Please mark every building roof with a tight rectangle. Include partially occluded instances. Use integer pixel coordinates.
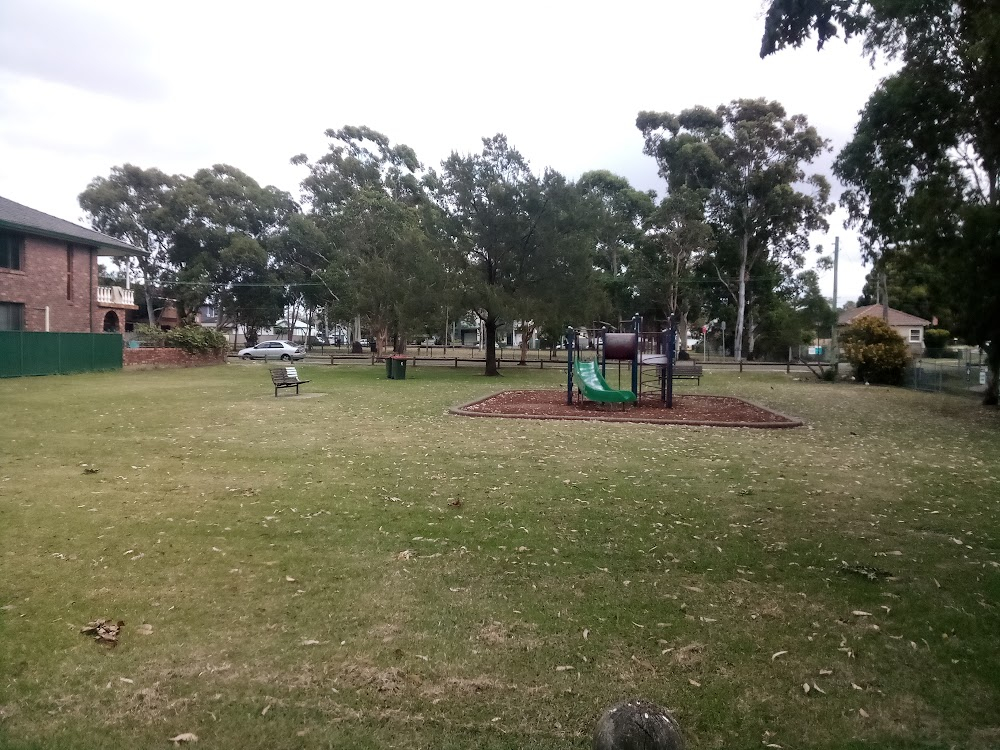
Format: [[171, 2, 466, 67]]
[[838, 304, 932, 327], [0, 194, 144, 257]]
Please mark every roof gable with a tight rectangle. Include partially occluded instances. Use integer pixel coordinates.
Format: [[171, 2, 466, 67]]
[[0, 194, 143, 256], [838, 305, 932, 327]]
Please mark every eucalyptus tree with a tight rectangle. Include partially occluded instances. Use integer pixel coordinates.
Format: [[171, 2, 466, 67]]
[[79, 164, 182, 326], [437, 135, 601, 376], [631, 187, 713, 344], [578, 170, 654, 324], [167, 164, 298, 329], [292, 126, 452, 353], [637, 100, 832, 360], [761, 0, 1000, 403]]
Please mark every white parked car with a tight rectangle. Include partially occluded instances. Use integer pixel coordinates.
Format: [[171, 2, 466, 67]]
[[238, 341, 305, 361]]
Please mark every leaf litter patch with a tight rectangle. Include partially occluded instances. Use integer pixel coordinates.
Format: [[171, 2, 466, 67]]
[[453, 390, 802, 428]]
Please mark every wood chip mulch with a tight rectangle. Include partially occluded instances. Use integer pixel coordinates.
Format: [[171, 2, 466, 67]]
[[452, 390, 801, 428]]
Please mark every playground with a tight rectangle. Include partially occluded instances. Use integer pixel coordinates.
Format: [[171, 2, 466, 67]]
[[1, 364, 999, 749], [455, 319, 802, 427]]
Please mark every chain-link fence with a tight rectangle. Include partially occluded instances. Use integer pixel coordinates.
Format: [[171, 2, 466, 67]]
[[903, 359, 988, 398]]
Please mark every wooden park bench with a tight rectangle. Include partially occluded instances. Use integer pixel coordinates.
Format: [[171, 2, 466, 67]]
[[671, 362, 703, 384], [270, 366, 310, 397]]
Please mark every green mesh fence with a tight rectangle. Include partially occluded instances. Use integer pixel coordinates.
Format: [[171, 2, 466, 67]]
[[0, 331, 123, 378]]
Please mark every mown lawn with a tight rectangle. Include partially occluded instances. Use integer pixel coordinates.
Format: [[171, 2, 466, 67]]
[[1, 363, 998, 749]]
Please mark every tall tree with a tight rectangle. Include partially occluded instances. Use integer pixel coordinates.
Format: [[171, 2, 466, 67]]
[[578, 170, 655, 324], [761, 0, 1000, 403], [631, 187, 713, 344], [293, 127, 452, 354], [79, 164, 181, 326], [637, 100, 832, 360], [168, 164, 298, 327], [437, 135, 599, 376]]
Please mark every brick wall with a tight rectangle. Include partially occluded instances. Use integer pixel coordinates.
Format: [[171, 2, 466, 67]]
[[124, 348, 226, 368], [0, 235, 99, 332]]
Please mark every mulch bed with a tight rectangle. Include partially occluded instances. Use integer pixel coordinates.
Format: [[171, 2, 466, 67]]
[[452, 390, 802, 428]]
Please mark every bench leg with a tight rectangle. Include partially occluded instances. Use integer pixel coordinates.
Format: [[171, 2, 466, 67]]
[[274, 386, 278, 398]]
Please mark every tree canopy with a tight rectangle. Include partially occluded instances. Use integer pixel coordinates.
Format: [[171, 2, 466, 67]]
[[761, 0, 1000, 403]]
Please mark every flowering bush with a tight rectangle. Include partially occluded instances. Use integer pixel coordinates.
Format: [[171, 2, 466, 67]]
[[841, 316, 909, 385]]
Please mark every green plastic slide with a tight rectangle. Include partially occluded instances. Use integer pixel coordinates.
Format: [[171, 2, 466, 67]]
[[573, 360, 637, 404]]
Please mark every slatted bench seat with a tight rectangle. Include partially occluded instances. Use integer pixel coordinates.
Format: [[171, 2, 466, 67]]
[[270, 366, 310, 397]]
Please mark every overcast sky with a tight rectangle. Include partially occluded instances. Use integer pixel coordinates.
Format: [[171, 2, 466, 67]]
[[0, 0, 892, 303]]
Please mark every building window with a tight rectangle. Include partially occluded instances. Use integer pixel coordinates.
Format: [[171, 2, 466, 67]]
[[910, 328, 921, 342], [67, 245, 74, 300], [0, 230, 23, 270], [0, 302, 25, 330]]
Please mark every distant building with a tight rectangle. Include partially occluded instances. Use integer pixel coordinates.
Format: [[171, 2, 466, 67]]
[[838, 304, 932, 355], [1, 195, 143, 334]]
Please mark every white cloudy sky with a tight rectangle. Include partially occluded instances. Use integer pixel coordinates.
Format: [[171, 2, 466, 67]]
[[0, 0, 892, 302]]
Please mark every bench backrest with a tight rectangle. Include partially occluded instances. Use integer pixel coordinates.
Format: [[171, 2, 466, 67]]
[[271, 366, 299, 383]]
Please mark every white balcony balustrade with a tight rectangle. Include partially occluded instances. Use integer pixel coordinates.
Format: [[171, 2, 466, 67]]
[[97, 285, 135, 307]]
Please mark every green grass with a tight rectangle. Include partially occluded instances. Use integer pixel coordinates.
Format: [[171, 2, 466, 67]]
[[1, 363, 999, 749]]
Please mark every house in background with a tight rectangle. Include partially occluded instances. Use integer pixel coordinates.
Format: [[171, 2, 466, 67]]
[[0, 195, 143, 334], [838, 304, 932, 355]]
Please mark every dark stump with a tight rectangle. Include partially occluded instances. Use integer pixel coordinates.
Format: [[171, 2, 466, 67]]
[[593, 699, 685, 750]]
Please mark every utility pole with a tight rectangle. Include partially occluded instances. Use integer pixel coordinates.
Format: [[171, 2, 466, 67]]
[[880, 269, 890, 323], [831, 237, 839, 377]]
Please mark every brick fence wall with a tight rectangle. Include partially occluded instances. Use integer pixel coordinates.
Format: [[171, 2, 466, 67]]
[[124, 348, 225, 368]]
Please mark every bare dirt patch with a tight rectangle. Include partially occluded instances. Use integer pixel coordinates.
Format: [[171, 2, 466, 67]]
[[453, 390, 801, 427]]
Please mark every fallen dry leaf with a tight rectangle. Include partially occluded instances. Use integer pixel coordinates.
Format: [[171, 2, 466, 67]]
[[582, 628, 589, 640], [555, 665, 574, 672], [300, 639, 321, 646], [771, 650, 788, 661], [852, 610, 873, 617], [169, 733, 198, 744], [688, 679, 701, 687], [285, 576, 297, 583], [136, 623, 153, 636], [802, 682, 810, 694], [859, 708, 870, 718]]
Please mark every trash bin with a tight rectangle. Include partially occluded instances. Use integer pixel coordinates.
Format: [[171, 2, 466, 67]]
[[391, 355, 407, 380], [385, 357, 394, 379]]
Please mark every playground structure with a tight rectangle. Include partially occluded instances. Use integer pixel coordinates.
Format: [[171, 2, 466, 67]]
[[567, 314, 682, 408]]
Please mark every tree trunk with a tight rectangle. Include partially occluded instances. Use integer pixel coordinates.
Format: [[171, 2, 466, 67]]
[[678, 306, 689, 351], [140, 261, 156, 328], [518, 324, 535, 366], [746, 301, 757, 360], [485, 316, 499, 376], [733, 234, 749, 361], [984, 344, 1000, 406]]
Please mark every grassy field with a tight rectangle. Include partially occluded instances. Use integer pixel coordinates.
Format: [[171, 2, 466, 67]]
[[1, 363, 999, 749]]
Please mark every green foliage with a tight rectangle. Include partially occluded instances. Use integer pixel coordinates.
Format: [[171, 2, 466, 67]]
[[924, 328, 951, 350], [293, 127, 453, 355], [78, 164, 181, 327], [637, 99, 832, 360], [164, 325, 228, 355], [438, 135, 603, 374], [132, 323, 166, 347], [761, 0, 1000, 404], [841, 316, 909, 385]]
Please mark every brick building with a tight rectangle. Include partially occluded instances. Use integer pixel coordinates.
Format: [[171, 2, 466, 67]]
[[0, 195, 142, 334]]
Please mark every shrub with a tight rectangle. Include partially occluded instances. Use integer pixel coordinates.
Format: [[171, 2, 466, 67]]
[[924, 328, 951, 350], [164, 325, 228, 355], [132, 323, 167, 347], [841, 317, 910, 385]]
